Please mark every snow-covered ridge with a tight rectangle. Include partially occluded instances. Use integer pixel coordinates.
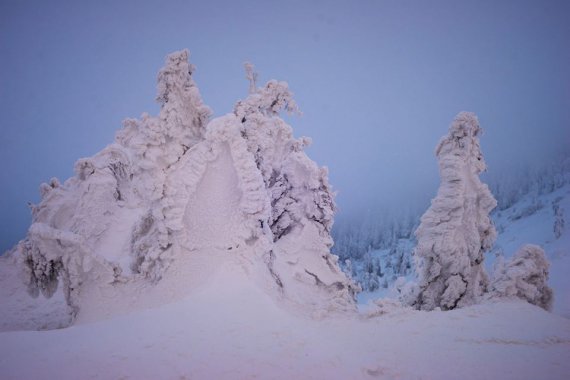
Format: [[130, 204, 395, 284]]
[[3, 50, 357, 329]]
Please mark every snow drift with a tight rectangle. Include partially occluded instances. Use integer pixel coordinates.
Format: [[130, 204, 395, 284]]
[[5, 50, 356, 328]]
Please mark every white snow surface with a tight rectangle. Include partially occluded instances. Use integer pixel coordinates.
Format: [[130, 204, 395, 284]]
[[1, 264, 569, 379], [2, 50, 356, 328]]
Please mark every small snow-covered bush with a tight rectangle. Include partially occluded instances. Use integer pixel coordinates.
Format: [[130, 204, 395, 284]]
[[490, 244, 553, 311]]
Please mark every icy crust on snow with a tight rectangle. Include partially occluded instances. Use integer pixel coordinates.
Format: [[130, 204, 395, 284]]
[[410, 112, 498, 310], [6, 50, 356, 329]]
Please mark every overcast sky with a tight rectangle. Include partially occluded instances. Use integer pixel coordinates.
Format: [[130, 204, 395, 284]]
[[1, 0, 569, 253]]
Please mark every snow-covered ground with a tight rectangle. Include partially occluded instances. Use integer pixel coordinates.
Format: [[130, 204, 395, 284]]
[[1, 250, 569, 380]]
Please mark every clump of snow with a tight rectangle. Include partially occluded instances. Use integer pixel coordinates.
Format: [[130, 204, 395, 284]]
[[409, 112, 497, 311], [490, 244, 554, 311]]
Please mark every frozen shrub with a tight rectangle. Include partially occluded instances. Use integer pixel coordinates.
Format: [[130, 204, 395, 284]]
[[490, 244, 553, 311]]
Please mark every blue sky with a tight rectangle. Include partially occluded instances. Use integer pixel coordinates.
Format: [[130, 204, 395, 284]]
[[1, 0, 569, 252]]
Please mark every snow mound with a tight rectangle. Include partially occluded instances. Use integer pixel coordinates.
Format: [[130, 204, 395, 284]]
[[1, 51, 356, 330]]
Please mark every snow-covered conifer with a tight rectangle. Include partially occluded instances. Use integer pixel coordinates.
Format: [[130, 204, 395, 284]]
[[231, 63, 356, 312], [411, 112, 497, 311], [116, 50, 212, 280], [490, 244, 553, 311], [233, 64, 335, 243]]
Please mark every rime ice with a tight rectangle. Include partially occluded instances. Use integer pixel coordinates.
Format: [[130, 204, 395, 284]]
[[410, 112, 497, 310]]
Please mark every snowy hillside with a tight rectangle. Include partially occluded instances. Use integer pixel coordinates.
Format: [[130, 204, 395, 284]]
[[1, 51, 569, 379], [490, 181, 570, 317], [346, 163, 570, 313]]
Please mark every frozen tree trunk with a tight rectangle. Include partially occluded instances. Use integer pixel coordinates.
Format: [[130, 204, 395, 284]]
[[411, 112, 497, 311]]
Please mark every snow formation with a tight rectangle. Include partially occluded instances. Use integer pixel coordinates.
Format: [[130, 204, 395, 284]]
[[490, 244, 554, 311], [8, 50, 356, 327], [409, 112, 498, 310]]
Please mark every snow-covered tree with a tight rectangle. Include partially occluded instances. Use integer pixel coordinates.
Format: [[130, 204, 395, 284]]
[[410, 112, 497, 311], [231, 63, 356, 312], [490, 244, 553, 311], [234, 64, 335, 244], [19, 145, 133, 316], [115, 50, 212, 280], [15, 51, 357, 323]]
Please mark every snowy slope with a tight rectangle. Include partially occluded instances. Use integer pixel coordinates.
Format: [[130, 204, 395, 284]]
[[354, 177, 570, 314], [490, 182, 570, 317], [1, 259, 569, 380], [0, 50, 356, 330]]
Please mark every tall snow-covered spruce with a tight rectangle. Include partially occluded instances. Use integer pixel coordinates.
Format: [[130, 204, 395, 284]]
[[13, 50, 356, 326], [409, 112, 497, 311]]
